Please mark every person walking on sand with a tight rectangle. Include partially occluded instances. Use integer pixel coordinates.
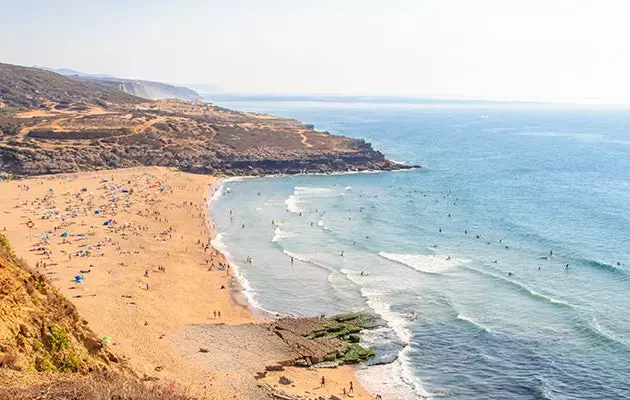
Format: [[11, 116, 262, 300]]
[[349, 381, 354, 393], [321, 376, 325, 387]]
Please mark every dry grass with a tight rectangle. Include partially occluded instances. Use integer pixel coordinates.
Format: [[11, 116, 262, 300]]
[[0, 374, 196, 400]]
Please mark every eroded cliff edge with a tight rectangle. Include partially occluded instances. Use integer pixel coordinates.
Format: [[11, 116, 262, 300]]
[[0, 62, 413, 178]]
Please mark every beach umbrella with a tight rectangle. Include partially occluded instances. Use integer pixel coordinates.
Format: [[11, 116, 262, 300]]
[[60, 232, 68, 237], [102, 336, 112, 344]]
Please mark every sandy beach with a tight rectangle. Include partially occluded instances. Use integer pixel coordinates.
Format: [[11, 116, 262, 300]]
[[0, 167, 372, 400]]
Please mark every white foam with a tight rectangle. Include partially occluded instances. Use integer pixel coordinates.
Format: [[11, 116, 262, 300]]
[[353, 285, 430, 399], [271, 226, 296, 242], [210, 181, 224, 202], [211, 232, 282, 316], [360, 287, 412, 344], [457, 314, 494, 333], [356, 356, 430, 400], [293, 186, 336, 196], [284, 194, 303, 213], [379, 252, 465, 274]]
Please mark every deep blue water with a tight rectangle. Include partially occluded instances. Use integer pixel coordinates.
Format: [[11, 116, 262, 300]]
[[209, 98, 630, 400]]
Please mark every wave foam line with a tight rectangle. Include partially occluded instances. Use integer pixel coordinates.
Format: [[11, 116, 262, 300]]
[[272, 225, 296, 242], [379, 251, 466, 274], [355, 286, 430, 398], [463, 265, 573, 308], [210, 232, 283, 317]]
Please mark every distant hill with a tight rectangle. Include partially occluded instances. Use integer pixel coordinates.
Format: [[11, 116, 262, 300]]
[[32, 66, 116, 79], [33, 66, 202, 102], [75, 76, 202, 102], [0, 63, 144, 109]]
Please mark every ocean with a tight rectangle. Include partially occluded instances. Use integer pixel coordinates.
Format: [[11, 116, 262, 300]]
[[208, 96, 630, 399]]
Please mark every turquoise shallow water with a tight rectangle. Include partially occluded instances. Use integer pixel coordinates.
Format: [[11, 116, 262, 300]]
[[209, 97, 630, 399]]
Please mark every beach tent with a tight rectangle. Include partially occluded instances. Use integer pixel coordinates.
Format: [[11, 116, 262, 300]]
[[94, 210, 101, 214], [60, 232, 68, 237]]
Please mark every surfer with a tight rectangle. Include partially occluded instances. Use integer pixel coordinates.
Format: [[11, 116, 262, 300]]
[[340, 250, 344, 257], [549, 249, 553, 256], [565, 264, 570, 270], [360, 271, 365, 276], [507, 272, 513, 276]]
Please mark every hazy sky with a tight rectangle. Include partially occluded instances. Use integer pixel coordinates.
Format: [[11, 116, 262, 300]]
[[3, 0, 630, 102]]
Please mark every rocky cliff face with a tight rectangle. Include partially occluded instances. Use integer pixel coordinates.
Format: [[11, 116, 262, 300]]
[[75, 77, 202, 102], [0, 62, 413, 178]]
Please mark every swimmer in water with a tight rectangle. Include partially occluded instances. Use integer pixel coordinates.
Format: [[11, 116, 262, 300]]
[[507, 272, 513, 276], [340, 250, 344, 257]]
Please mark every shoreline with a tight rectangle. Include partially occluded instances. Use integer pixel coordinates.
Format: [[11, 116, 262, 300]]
[[0, 167, 375, 399]]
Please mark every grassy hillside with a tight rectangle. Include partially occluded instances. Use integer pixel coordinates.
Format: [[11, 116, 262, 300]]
[[0, 63, 145, 109], [0, 233, 116, 373], [0, 233, 194, 399]]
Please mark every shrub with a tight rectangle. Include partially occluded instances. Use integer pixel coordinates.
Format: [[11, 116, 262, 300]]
[[0, 349, 20, 370], [50, 325, 70, 351]]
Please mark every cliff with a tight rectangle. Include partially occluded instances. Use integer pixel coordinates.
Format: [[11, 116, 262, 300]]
[[0, 62, 413, 178], [75, 77, 202, 102]]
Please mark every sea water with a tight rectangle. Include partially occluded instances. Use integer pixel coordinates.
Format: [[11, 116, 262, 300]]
[[209, 97, 630, 399]]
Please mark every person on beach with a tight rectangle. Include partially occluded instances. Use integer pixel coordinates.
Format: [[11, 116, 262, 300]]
[[349, 381, 354, 393], [321, 376, 325, 387]]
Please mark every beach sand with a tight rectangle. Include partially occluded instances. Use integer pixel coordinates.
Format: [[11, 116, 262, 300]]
[[0, 167, 372, 399]]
